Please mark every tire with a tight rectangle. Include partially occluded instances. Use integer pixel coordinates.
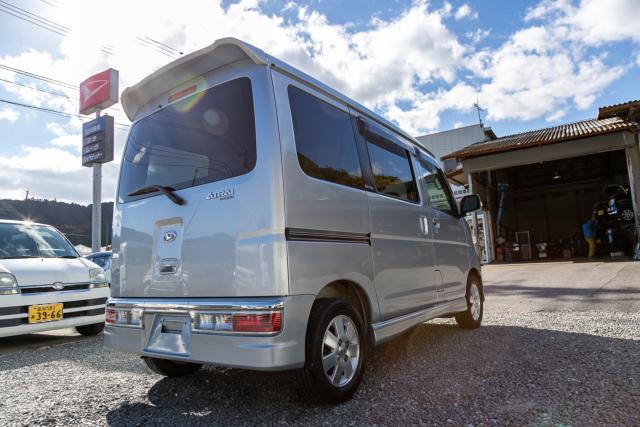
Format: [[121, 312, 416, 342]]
[[75, 322, 104, 336], [143, 357, 203, 377], [297, 298, 367, 404], [455, 275, 483, 330], [620, 208, 634, 222]]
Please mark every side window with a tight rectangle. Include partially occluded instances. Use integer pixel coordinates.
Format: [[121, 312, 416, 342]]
[[367, 139, 419, 203], [417, 160, 457, 215], [288, 86, 364, 189]]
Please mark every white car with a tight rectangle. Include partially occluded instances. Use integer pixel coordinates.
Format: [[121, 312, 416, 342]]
[[0, 220, 110, 338]]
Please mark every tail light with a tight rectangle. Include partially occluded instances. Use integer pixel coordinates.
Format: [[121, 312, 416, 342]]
[[191, 310, 282, 334], [105, 306, 143, 328]]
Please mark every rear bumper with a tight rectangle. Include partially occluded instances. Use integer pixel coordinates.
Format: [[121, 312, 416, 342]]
[[103, 295, 315, 371]]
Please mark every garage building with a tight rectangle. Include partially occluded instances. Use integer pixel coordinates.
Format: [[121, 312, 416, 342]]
[[441, 100, 640, 262]]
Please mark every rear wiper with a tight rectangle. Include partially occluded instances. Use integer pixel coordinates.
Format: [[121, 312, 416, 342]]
[[127, 185, 185, 205]]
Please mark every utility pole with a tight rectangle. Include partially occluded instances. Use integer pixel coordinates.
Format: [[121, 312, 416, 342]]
[[91, 111, 102, 253]]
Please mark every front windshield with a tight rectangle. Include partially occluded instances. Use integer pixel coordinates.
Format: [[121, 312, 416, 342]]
[[0, 223, 78, 259]]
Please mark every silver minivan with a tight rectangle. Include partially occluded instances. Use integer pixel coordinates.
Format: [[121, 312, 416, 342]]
[[105, 38, 484, 404]]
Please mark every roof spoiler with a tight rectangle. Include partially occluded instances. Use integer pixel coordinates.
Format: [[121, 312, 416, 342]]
[[121, 38, 268, 121]]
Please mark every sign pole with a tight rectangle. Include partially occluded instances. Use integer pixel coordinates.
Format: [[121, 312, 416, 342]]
[[91, 110, 102, 253], [79, 67, 118, 253]]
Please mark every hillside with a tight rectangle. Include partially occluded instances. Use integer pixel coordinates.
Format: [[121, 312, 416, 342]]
[[0, 199, 113, 247]]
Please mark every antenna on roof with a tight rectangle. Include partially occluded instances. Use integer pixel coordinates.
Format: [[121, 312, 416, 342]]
[[473, 97, 485, 126]]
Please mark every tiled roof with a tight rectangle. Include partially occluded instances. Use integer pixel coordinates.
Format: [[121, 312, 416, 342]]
[[442, 117, 637, 160], [597, 99, 640, 120]]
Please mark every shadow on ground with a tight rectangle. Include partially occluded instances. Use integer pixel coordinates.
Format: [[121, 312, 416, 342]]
[[105, 323, 640, 426]]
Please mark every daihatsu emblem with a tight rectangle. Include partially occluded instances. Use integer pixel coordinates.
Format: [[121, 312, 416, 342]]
[[164, 230, 177, 242], [52, 282, 65, 291]]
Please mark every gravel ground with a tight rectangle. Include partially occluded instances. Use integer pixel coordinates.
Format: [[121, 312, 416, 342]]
[[1, 309, 639, 426]]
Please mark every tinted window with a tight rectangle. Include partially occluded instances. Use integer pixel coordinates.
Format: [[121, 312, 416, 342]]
[[417, 160, 456, 215], [288, 86, 363, 189], [118, 78, 256, 203], [367, 141, 418, 202], [89, 256, 107, 267], [0, 223, 77, 259]]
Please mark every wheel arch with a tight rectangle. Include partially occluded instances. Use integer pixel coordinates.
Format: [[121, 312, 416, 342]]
[[468, 267, 484, 302], [315, 279, 372, 328]]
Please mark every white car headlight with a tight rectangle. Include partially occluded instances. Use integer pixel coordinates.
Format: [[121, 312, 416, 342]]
[[0, 272, 19, 295], [89, 268, 108, 288]]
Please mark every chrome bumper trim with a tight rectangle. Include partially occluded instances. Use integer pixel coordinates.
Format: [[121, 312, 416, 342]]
[[106, 297, 285, 312]]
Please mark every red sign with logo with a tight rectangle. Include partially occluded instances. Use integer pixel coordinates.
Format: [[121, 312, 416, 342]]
[[79, 68, 119, 115]]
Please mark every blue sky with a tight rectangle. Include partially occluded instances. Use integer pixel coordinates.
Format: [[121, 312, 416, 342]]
[[0, 0, 639, 203]]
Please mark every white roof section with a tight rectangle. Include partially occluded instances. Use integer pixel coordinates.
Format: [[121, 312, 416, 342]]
[[121, 37, 432, 158]]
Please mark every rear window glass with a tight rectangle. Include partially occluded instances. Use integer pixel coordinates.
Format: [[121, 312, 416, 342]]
[[367, 141, 418, 203], [288, 86, 363, 189], [118, 77, 256, 203]]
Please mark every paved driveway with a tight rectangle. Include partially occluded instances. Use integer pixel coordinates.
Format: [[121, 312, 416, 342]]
[[483, 259, 640, 313]]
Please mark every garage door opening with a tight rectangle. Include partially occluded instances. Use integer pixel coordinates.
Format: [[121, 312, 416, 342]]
[[495, 150, 634, 260]]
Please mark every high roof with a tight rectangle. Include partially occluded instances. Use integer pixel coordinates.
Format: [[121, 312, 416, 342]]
[[442, 117, 637, 160]]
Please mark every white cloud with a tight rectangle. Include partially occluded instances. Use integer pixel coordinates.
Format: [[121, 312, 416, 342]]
[[469, 13, 627, 122], [466, 28, 491, 44], [454, 4, 477, 21], [526, 0, 640, 45], [0, 107, 19, 123], [0, 0, 636, 203]]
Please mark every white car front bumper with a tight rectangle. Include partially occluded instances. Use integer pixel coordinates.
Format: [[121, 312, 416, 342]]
[[0, 285, 110, 338]]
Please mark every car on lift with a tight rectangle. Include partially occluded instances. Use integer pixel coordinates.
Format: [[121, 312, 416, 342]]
[[104, 38, 484, 404], [593, 184, 635, 253], [593, 184, 634, 225], [0, 220, 110, 338]]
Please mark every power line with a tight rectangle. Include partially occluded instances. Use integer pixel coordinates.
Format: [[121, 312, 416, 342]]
[[0, 77, 73, 99], [39, 0, 59, 8], [0, 0, 70, 31], [0, 63, 77, 89], [140, 36, 183, 55], [1, 1, 181, 59], [0, 4, 66, 36], [136, 37, 179, 59], [0, 1, 112, 55], [0, 98, 131, 130]]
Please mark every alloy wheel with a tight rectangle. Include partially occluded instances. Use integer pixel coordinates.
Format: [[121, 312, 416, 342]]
[[321, 314, 360, 387]]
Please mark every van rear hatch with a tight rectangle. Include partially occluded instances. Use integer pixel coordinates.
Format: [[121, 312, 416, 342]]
[[113, 76, 285, 298]]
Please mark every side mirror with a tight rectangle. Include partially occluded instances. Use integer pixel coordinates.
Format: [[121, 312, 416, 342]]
[[460, 194, 481, 215]]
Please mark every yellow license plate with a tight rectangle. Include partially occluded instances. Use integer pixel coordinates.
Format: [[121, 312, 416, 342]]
[[597, 210, 604, 216], [28, 303, 63, 324]]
